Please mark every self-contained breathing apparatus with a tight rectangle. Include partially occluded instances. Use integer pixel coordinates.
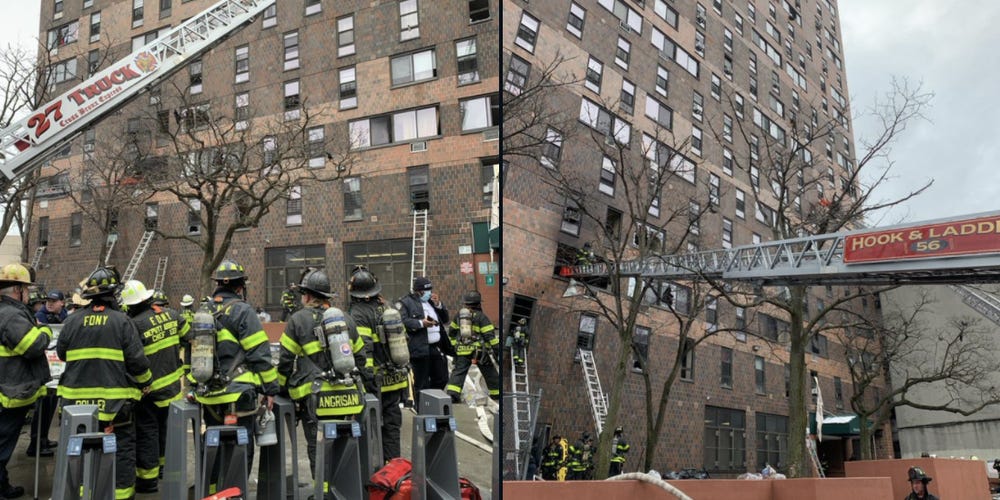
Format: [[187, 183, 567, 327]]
[[314, 306, 358, 388]]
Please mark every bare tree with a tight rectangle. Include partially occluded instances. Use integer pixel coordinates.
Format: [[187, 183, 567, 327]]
[[501, 51, 580, 162]]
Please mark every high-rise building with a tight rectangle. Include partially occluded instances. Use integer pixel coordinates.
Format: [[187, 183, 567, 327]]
[[502, 0, 891, 477], [30, 0, 501, 318]]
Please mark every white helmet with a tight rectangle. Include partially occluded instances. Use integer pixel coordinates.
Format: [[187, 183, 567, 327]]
[[180, 294, 195, 307], [120, 280, 155, 306]]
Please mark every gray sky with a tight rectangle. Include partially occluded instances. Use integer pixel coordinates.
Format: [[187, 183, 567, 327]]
[[0, 1, 997, 227]]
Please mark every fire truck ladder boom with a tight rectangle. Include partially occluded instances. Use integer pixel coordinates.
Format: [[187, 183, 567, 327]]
[[565, 212, 1000, 287], [950, 285, 1000, 328], [0, 0, 275, 181]]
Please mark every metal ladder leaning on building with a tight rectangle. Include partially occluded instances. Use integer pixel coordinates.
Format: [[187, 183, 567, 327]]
[[579, 349, 608, 435], [509, 342, 532, 478], [121, 230, 155, 282], [152, 256, 169, 290], [410, 209, 428, 284], [29, 246, 46, 269]]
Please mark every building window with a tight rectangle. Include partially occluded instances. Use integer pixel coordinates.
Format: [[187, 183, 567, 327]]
[[704, 406, 745, 472], [754, 356, 766, 393], [399, 0, 419, 40], [284, 79, 301, 120], [599, 0, 642, 32], [262, 4, 277, 28], [306, 126, 325, 168], [720, 347, 732, 388], [735, 189, 745, 219], [505, 54, 530, 95], [286, 185, 302, 226], [234, 92, 249, 131], [456, 38, 479, 85], [54, 0, 64, 16], [47, 58, 77, 90], [160, 0, 171, 18], [89, 11, 101, 42], [188, 58, 203, 94], [343, 240, 412, 303], [343, 177, 362, 221], [584, 56, 603, 93], [615, 37, 630, 70], [262, 136, 276, 166], [131, 27, 168, 53], [695, 31, 705, 57], [566, 2, 585, 38], [391, 49, 437, 86], [266, 245, 327, 307], [644, 96, 673, 130], [576, 314, 597, 356], [561, 201, 581, 236], [132, 0, 144, 28], [408, 165, 429, 211], [691, 127, 703, 156], [756, 413, 788, 471], [811, 334, 829, 358], [689, 200, 700, 235], [680, 338, 695, 381], [692, 91, 704, 122], [654, 0, 678, 28], [348, 106, 439, 149], [834, 377, 844, 409], [709, 173, 721, 207], [38, 217, 49, 247], [334, 16, 356, 57], [655, 65, 669, 97], [69, 212, 82, 247], [48, 21, 79, 49], [722, 218, 733, 249], [305, 0, 321, 16], [723, 148, 734, 176], [632, 326, 650, 372], [605, 207, 622, 240], [481, 159, 498, 206], [620, 80, 635, 115], [281, 32, 300, 71], [339, 67, 357, 109], [468, 0, 490, 22], [515, 12, 539, 52], [541, 128, 562, 169], [144, 202, 158, 230], [235, 45, 249, 83], [579, 98, 631, 145], [86, 50, 99, 76], [179, 103, 210, 132], [723, 114, 734, 143], [599, 156, 615, 196], [459, 94, 499, 131], [187, 200, 201, 235]]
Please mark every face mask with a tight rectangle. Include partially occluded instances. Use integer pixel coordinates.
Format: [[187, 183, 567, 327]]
[[420, 291, 432, 302]]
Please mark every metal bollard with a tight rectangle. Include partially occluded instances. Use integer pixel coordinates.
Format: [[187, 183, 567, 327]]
[[418, 389, 452, 416], [411, 413, 461, 500], [53, 405, 99, 500], [358, 393, 383, 494], [257, 396, 299, 500], [200, 425, 250, 497], [314, 420, 363, 500], [163, 400, 203, 500], [63, 432, 117, 500]]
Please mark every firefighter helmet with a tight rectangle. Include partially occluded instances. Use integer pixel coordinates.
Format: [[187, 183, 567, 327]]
[[0, 263, 34, 287], [462, 291, 482, 305], [907, 466, 932, 483], [120, 280, 155, 306], [28, 287, 45, 306], [348, 265, 382, 298], [82, 267, 122, 298], [213, 259, 247, 284], [180, 294, 195, 307], [152, 290, 169, 306], [297, 268, 333, 299]]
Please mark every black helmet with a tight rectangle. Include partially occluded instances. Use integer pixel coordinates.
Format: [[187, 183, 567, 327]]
[[348, 265, 382, 298], [615, 426, 623, 435], [462, 291, 482, 305], [582, 432, 591, 441], [82, 267, 122, 299], [213, 259, 247, 284], [297, 268, 333, 299], [152, 290, 169, 306], [907, 466, 932, 483]]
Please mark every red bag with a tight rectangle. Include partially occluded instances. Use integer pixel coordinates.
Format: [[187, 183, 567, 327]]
[[460, 477, 482, 500], [368, 458, 413, 500]]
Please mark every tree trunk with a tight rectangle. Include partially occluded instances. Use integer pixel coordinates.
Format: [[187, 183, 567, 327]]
[[786, 287, 809, 477], [858, 413, 874, 460], [592, 332, 633, 480]]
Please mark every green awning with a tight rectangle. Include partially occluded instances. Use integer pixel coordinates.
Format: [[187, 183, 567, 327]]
[[810, 413, 864, 436]]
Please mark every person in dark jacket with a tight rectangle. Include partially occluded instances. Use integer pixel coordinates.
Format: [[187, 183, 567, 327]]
[[280, 285, 297, 322], [445, 291, 500, 403], [35, 290, 67, 325], [58, 267, 152, 500], [609, 426, 630, 476], [904, 466, 939, 500], [120, 279, 189, 494], [395, 276, 450, 409], [0, 264, 52, 499], [540, 435, 564, 480], [278, 269, 366, 476]]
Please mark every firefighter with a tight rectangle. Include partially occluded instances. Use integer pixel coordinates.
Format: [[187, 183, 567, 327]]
[[278, 269, 366, 476], [567, 432, 593, 480], [57, 266, 152, 500], [120, 280, 189, 494], [445, 291, 501, 403], [540, 435, 564, 480], [507, 318, 529, 367], [347, 265, 407, 461], [395, 276, 451, 409], [151, 290, 169, 308], [188, 259, 278, 491], [609, 426, 629, 477], [556, 435, 570, 481], [179, 295, 195, 324], [0, 264, 52, 499], [280, 285, 297, 322], [905, 466, 938, 500]]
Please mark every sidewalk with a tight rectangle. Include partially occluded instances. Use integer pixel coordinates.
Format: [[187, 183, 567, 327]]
[[7, 401, 495, 499]]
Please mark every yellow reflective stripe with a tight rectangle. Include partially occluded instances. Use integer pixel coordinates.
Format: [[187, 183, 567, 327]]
[[488, 337, 500, 346], [382, 380, 407, 392], [178, 321, 191, 336], [217, 329, 238, 345], [446, 384, 462, 394], [365, 358, 374, 368], [0, 346, 15, 357], [196, 391, 241, 405], [99, 412, 118, 421], [489, 388, 500, 396], [356, 326, 373, 338], [144, 335, 180, 356], [277, 373, 288, 386], [58, 386, 142, 400], [279, 334, 303, 356], [14, 326, 51, 356], [149, 366, 185, 392], [135, 369, 152, 384], [258, 366, 278, 384], [472, 324, 495, 333], [450, 322, 459, 329], [0, 385, 47, 408], [288, 381, 313, 400], [115, 485, 135, 499], [351, 336, 364, 353], [153, 392, 183, 408], [301, 340, 323, 356], [66, 348, 124, 362], [137, 466, 159, 479], [233, 371, 261, 385], [240, 330, 268, 350]]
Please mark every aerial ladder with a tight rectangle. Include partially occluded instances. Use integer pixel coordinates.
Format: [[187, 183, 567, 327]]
[[950, 285, 1000, 327]]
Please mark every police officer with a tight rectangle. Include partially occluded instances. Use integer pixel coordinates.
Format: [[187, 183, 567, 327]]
[[281, 285, 297, 322], [396, 276, 451, 409], [0, 264, 52, 499], [188, 259, 278, 489], [446, 291, 500, 403], [57, 267, 152, 500], [278, 269, 367, 476], [347, 265, 407, 461], [905, 466, 938, 500], [120, 280, 189, 494], [609, 426, 629, 477]]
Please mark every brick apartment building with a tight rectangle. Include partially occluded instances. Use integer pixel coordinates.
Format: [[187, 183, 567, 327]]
[[28, 0, 501, 319], [502, 0, 892, 477]]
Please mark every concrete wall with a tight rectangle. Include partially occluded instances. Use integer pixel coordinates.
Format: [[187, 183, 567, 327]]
[[846, 457, 990, 500], [502, 478, 893, 500], [898, 419, 1000, 459], [0, 235, 21, 266]]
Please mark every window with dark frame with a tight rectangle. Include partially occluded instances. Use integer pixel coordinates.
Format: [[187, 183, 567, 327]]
[[834, 376, 844, 409], [505, 54, 530, 95], [70, 212, 82, 247], [576, 314, 597, 360], [132, 0, 144, 28], [468, 0, 490, 22], [235, 45, 249, 83], [704, 406, 745, 472], [754, 356, 766, 393], [343, 177, 362, 221], [481, 159, 498, 206], [262, 4, 277, 28], [540, 128, 562, 169], [680, 338, 695, 381], [337, 15, 355, 56], [284, 31, 300, 70], [339, 67, 357, 109], [399, 0, 420, 41], [720, 347, 733, 388], [567, 2, 585, 38], [756, 413, 788, 471], [267, 245, 327, 308], [408, 165, 430, 211], [89, 11, 101, 42], [515, 12, 539, 52], [305, 0, 321, 16], [391, 49, 437, 86], [187, 200, 201, 235], [38, 217, 49, 247], [632, 326, 650, 372], [189, 58, 203, 94], [286, 185, 302, 226], [456, 38, 479, 85]]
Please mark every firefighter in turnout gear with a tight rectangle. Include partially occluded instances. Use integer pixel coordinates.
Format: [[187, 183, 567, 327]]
[[188, 259, 279, 490], [0, 264, 52, 498], [57, 267, 152, 500], [567, 432, 594, 480], [540, 435, 565, 480], [179, 294, 196, 323], [446, 291, 501, 403], [609, 426, 630, 477], [506, 318, 529, 367], [120, 280, 190, 494], [280, 285, 297, 322], [278, 268, 367, 476], [347, 265, 407, 461]]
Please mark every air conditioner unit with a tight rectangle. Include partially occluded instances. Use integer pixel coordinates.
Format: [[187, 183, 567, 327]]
[[696, 15, 706, 25], [619, 20, 632, 33], [810, 387, 819, 395], [410, 141, 427, 152], [695, 43, 705, 52]]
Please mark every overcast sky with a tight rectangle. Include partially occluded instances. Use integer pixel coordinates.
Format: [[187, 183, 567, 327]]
[[0, 1, 997, 227]]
